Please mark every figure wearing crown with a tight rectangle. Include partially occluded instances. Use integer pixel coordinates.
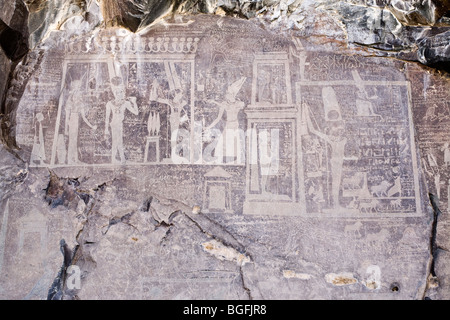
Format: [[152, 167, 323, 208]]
[[204, 77, 247, 164]]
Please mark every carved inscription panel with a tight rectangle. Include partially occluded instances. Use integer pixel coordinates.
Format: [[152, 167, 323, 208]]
[[15, 17, 423, 217]]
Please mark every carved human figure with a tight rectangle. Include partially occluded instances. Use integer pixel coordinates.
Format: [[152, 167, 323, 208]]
[[65, 80, 97, 164], [308, 137, 325, 170], [170, 90, 189, 135], [304, 103, 347, 209], [104, 76, 139, 164], [257, 70, 272, 103], [307, 180, 325, 212], [204, 77, 246, 163], [30, 112, 46, 165], [355, 89, 378, 117], [149, 80, 189, 159], [351, 71, 380, 117]]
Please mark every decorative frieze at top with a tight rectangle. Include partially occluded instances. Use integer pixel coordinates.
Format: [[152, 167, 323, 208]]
[[65, 34, 200, 55]]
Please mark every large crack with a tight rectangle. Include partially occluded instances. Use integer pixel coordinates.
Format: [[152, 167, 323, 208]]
[[423, 192, 441, 299], [44, 172, 255, 299], [1, 49, 44, 149], [182, 211, 249, 258], [178, 210, 253, 299], [144, 191, 253, 259], [45, 173, 109, 300], [239, 265, 253, 300], [102, 210, 138, 235], [150, 195, 256, 299]]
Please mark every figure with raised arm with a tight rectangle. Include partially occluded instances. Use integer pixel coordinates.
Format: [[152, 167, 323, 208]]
[[304, 103, 347, 209], [104, 76, 139, 164], [204, 77, 247, 164], [149, 79, 189, 160]]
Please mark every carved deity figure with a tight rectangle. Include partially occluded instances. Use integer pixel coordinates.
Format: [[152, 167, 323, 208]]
[[204, 77, 246, 163], [30, 112, 46, 165], [104, 76, 139, 164], [351, 70, 380, 118], [150, 83, 188, 135], [149, 80, 189, 160], [304, 103, 347, 209], [355, 89, 378, 116], [65, 80, 97, 164]]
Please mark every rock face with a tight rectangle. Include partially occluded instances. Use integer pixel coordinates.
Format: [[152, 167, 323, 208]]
[[0, 1, 449, 300]]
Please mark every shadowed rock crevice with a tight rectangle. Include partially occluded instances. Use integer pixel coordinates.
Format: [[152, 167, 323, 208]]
[[428, 193, 440, 276], [44, 171, 92, 208], [47, 239, 79, 300], [424, 192, 443, 299], [417, 30, 450, 73], [1, 49, 44, 150], [61, 195, 253, 298], [0, 0, 29, 60], [0, 20, 29, 62], [40, 170, 254, 299], [0, 0, 30, 151], [239, 265, 253, 300], [388, 0, 450, 26]]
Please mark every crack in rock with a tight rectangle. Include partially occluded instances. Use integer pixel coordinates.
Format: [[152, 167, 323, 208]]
[[101, 211, 140, 235], [239, 265, 253, 300], [54, 183, 256, 299], [147, 191, 251, 257], [423, 192, 442, 299]]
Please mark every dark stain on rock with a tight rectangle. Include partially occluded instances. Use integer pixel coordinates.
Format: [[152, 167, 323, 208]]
[[44, 171, 91, 208], [141, 196, 153, 212]]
